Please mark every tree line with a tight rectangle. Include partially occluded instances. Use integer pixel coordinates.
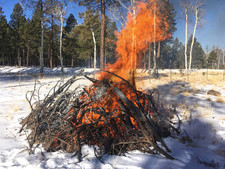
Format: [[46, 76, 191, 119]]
[[0, 0, 224, 74], [0, 1, 118, 70]]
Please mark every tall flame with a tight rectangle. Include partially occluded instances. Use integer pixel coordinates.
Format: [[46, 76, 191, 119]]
[[99, 0, 171, 85], [48, 1, 173, 151]]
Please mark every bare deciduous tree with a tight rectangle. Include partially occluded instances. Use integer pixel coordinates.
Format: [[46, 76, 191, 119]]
[[55, 0, 69, 74], [189, 0, 204, 72], [181, 0, 205, 77], [180, 0, 191, 75], [20, 0, 51, 75]]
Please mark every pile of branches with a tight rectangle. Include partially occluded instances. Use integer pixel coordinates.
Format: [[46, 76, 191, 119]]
[[20, 70, 179, 161]]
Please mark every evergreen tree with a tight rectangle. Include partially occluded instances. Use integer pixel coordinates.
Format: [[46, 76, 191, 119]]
[[63, 14, 77, 67], [45, 0, 58, 68], [171, 38, 184, 69], [70, 9, 101, 67], [187, 36, 206, 69], [208, 50, 217, 69], [65, 14, 77, 34], [152, 0, 177, 72], [76, 0, 128, 69], [9, 3, 26, 67], [158, 43, 172, 69], [70, 25, 93, 67], [0, 7, 12, 65], [105, 19, 117, 64], [30, 2, 42, 66], [21, 19, 32, 66], [21, 0, 51, 73]]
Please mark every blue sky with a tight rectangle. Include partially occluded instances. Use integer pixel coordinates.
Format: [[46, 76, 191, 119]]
[[171, 0, 225, 51], [1, 0, 225, 51]]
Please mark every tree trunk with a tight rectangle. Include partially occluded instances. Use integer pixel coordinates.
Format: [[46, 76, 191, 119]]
[[26, 44, 30, 67], [184, 7, 188, 75], [91, 30, 97, 74], [189, 7, 198, 72], [71, 55, 74, 67], [157, 41, 160, 58], [23, 48, 25, 66], [17, 47, 21, 67], [153, 1, 157, 75], [2, 53, 4, 66], [148, 43, 151, 74], [50, 10, 54, 68], [60, 11, 64, 74], [40, 0, 44, 75], [144, 53, 146, 69], [100, 0, 105, 69]]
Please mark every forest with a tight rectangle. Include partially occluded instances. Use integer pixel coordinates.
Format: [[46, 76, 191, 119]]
[[0, 0, 224, 73]]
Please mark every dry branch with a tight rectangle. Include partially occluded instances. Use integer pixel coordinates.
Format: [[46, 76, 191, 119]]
[[20, 70, 179, 160]]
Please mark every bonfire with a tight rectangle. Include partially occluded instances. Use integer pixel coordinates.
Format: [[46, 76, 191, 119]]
[[20, 0, 179, 161]]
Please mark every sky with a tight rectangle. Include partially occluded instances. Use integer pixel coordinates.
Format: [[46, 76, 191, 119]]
[[0, 0, 225, 51]]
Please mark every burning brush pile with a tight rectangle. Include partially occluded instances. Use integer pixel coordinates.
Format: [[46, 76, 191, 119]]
[[20, 0, 180, 161], [20, 70, 179, 160]]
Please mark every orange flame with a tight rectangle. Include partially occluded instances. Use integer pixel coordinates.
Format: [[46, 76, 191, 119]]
[[51, 1, 172, 149], [99, 0, 171, 84]]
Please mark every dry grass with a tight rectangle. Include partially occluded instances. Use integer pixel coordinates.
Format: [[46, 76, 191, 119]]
[[136, 70, 225, 90], [13, 106, 20, 112], [171, 87, 182, 96], [182, 90, 191, 96], [216, 97, 225, 103]]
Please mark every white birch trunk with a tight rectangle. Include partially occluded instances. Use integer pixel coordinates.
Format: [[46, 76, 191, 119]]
[[184, 7, 188, 74], [153, 1, 157, 74], [189, 7, 199, 72], [60, 11, 64, 74], [40, 0, 44, 75], [148, 43, 151, 74], [91, 30, 96, 74]]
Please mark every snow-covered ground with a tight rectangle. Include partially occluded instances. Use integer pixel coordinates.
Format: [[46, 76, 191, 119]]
[[0, 66, 225, 169]]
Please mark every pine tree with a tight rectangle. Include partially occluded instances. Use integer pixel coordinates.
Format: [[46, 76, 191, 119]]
[[171, 38, 184, 69], [20, 0, 51, 73], [105, 18, 117, 64], [21, 19, 33, 66], [0, 7, 12, 65], [69, 8, 101, 68], [45, 0, 58, 68], [9, 3, 26, 67], [76, 0, 128, 69], [152, 0, 177, 72], [64, 14, 77, 67], [30, 2, 42, 66], [187, 36, 206, 69], [208, 50, 217, 69], [65, 14, 77, 34]]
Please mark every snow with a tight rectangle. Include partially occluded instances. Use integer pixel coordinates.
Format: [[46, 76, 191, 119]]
[[0, 66, 225, 169]]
